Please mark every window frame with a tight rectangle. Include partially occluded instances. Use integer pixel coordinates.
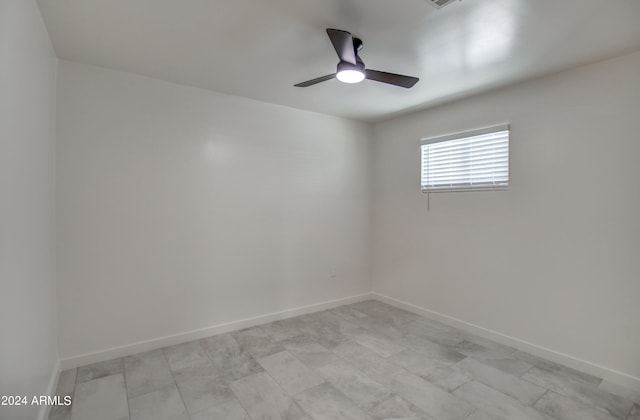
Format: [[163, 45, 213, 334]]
[[420, 124, 510, 193]]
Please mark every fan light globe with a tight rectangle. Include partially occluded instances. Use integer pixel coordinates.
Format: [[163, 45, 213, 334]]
[[337, 69, 365, 84]]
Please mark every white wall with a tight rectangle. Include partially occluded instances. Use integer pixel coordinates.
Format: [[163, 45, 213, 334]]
[[56, 61, 372, 360], [0, 1, 59, 419], [372, 51, 640, 382]]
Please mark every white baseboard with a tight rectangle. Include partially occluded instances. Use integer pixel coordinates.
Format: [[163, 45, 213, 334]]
[[372, 292, 640, 393], [38, 359, 61, 420], [60, 292, 373, 370]]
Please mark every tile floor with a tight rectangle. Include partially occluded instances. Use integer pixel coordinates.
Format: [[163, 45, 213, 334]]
[[49, 300, 640, 420]]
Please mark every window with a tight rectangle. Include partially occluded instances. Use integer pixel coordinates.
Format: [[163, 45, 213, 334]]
[[421, 124, 509, 192]]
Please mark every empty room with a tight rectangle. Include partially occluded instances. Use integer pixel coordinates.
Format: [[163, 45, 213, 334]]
[[2, 0, 640, 419]]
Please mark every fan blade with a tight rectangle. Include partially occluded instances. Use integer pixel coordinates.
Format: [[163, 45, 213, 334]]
[[326, 29, 356, 65], [365, 69, 419, 88], [294, 74, 336, 87]]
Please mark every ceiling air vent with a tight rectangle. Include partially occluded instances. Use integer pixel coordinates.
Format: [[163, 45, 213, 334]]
[[426, 0, 460, 9]]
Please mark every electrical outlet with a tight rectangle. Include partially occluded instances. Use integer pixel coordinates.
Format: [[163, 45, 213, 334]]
[[330, 266, 337, 278]]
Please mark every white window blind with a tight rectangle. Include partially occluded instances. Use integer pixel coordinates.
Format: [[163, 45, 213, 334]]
[[421, 124, 509, 192]]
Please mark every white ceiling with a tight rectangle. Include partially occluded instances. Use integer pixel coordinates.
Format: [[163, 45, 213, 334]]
[[38, 0, 640, 121]]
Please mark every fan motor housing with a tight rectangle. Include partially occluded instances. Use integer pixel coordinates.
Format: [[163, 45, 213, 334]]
[[426, 0, 460, 9], [337, 61, 365, 74]]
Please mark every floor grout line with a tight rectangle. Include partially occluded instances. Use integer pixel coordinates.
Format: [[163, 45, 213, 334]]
[[518, 362, 536, 379], [530, 388, 549, 407], [161, 347, 191, 420], [121, 361, 131, 420], [210, 336, 260, 420]]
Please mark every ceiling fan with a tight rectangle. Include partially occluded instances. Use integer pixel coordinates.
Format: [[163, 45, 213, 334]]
[[294, 29, 419, 89]]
